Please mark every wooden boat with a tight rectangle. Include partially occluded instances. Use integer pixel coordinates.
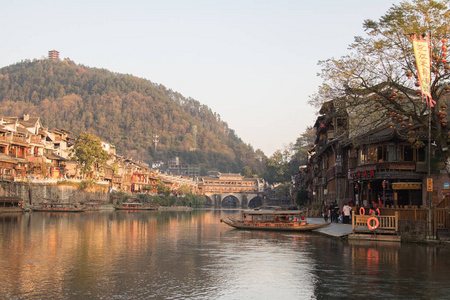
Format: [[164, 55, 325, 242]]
[[0, 196, 24, 213], [220, 210, 329, 232], [32, 202, 85, 212], [115, 202, 159, 211]]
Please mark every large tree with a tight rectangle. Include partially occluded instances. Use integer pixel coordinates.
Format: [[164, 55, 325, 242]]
[[264, 149, 291, 184], [310, 0, 450, 167], [72, 132, 110, 178]]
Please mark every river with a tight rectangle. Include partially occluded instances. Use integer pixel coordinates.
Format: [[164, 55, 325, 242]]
[[1, 210, 449, 299]]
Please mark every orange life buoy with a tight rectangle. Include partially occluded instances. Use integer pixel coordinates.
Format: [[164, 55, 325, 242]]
[[359, 207, 365, 215], [367, 217, 379, 230]]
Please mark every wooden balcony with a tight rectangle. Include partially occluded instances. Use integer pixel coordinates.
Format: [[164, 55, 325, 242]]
[[30, 137, 42, 144], [12, 136, 27, 144], [353, 161, 416, 173], [0, 135, 11, 142]]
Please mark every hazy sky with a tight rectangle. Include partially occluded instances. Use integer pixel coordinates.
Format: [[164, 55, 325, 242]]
[[0, 0, 401, 156]]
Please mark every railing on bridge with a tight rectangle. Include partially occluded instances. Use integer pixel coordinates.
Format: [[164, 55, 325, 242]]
[[352, 212, 399, 233]]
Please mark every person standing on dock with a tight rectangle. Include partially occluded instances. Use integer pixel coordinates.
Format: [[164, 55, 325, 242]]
[[342, 203, 352, 224], [322, 203, 329, 223]]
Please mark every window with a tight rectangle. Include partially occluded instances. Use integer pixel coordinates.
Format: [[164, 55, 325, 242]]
[[368, 146, 377, 163], [359, 147, 367, 164], [403, 145, 414, 161], [388, 145, 396, 161], [377, 146, 387, 162], [417, 147, 426, 162]]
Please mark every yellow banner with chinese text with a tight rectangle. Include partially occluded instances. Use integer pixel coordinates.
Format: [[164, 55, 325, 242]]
[[412, 35, 435, 107]]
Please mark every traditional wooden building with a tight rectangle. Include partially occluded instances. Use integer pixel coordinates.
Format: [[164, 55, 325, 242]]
[[198, 173, 263, 194], [309, 99, 349, 207], [301, 99, 431, 209], [346, 123, 428, 207]]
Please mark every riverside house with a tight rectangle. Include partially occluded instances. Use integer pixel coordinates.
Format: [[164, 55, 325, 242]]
[[0, 114, 175, 195]]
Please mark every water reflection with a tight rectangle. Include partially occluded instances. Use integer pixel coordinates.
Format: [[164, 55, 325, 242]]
[[0, 210, 449, 299]]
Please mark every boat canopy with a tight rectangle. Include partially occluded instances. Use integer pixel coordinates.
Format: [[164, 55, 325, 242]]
[[242, 210, 304, 217]]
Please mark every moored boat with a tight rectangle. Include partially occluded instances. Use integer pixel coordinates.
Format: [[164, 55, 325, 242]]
[[220, 210, 328, 231], [32, 202, 85, 212], [0, 196, 24, 213], [115, 202, 159, 211]]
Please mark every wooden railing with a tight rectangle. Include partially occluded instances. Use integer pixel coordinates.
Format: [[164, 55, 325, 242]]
[[380, 207, 427, 220], [436, 197, 450, 208], [356, 207, 449, 236], [12, 136, 27, 143], [434, 208, 450, 231], [30, 136, 42, 144], [352, 212, 398, 233]]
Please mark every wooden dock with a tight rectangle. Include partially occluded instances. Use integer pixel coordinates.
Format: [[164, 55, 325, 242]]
[[350, 212, 401, 242]]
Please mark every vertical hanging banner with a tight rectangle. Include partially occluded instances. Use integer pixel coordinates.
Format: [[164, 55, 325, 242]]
[[412, 34, 435, 107]]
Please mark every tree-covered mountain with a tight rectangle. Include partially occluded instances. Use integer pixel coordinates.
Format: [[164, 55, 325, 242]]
[[0, 58, 266, 175]]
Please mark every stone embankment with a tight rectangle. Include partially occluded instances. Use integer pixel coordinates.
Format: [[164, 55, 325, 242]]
[[0, 181, 197, 212], [0, 181, 109, 205]]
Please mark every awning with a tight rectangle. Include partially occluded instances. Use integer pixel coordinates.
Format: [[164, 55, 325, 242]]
[[392, 182, 422, 190]]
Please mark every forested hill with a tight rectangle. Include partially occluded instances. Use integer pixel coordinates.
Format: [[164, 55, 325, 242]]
[[0, 58, 266, 175]]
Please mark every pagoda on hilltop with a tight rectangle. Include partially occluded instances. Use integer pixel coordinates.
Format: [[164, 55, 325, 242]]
[[48, 49, 59, 61]]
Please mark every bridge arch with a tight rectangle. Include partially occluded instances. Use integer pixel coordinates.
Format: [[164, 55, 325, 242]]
[[221, 194, 241, 208], [203, 196, 213, 207], [248, 196, 263, 209]]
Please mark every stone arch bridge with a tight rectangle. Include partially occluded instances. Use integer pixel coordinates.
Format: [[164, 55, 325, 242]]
[[203, 192, 265, 209]]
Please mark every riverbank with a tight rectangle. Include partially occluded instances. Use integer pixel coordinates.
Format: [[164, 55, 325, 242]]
[[308, 217, 450, 246], [157, 206, 194, 211]]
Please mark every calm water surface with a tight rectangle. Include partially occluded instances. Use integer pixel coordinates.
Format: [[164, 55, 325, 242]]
[[1, 210, 450, 299]]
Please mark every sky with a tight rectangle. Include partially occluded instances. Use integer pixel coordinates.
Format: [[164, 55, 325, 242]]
[[0, 0, 402, 156]]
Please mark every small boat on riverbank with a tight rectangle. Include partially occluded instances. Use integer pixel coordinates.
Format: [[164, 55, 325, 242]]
[[115, 202, 159, 211], [32, 202, 85, 212], [0, 196, 24, 213], [220, 210, 329, 232]]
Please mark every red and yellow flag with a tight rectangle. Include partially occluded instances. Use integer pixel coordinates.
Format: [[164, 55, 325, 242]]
[[412, 34, 435, 107]]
